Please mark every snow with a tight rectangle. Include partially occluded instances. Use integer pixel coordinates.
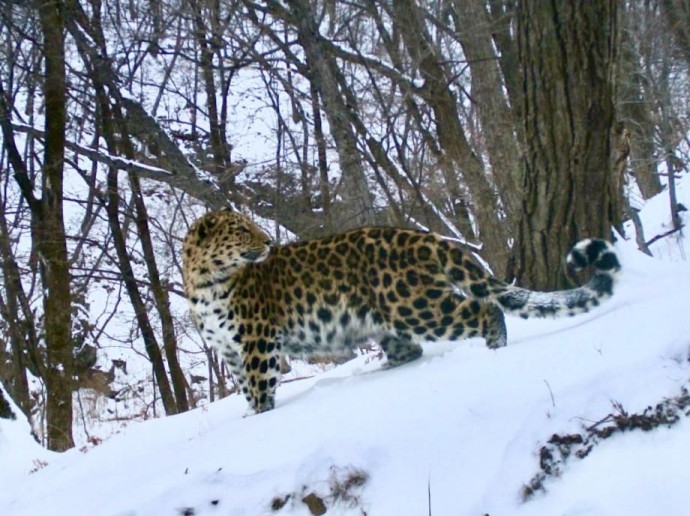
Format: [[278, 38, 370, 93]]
[[0, 385, 53, 489], [2, 183, 690, 515]]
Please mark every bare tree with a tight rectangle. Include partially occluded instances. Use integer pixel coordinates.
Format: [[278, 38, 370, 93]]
[[450, 0, 523, 230], [388, 0, 511, 272], [661, 0, 690, 69], [64, 0, 189, 415], [618, 4, 663, 201], [0, 199, 35, 417], [515, 0, 620, 289], [0, 0, 75, 451], [271, 0, 377, 228]]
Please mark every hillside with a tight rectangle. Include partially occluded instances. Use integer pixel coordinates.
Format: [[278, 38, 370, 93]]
[[1, 181, 689, 516]]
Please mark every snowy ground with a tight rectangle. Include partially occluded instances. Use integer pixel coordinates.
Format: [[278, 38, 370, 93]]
[[2, 180, 689, 516]]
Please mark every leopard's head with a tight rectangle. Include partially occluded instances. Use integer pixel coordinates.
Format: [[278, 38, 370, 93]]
[[183, 209, 273, 289]]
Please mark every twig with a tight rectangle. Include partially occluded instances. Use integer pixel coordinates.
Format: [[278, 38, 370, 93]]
[[645, 224, 684, 247], [544, 380, 556, 408], [428, 475, 432, 516]]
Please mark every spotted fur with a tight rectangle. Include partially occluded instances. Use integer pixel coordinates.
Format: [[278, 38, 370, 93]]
[[183, 210, 620, 413]]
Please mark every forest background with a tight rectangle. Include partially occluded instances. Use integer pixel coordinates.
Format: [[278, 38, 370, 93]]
[[0, 0, 688, 452]]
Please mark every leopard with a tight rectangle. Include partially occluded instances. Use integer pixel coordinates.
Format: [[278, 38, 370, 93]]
[[182, 209, 621, 414]]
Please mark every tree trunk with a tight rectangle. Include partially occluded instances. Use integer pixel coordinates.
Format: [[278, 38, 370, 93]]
[[487, 0, 523, 124], [660, 0, 690, 69], [37, 0, 74, 451], [657, 57, 683, 232], [104, 169, 179, 416], [191, 0, 232, 181], [391, 0, 509, 272], [0, 88, 43, 419], [453, 0, 523, 230], [516, 0, 619, 289], [128, 174, 190, 413], [310, 84, 334, 234], [64, 1, 190, 415], [285, 0, 376, 228], [0, 239, 33, 416], [618, 7, 663, 200]]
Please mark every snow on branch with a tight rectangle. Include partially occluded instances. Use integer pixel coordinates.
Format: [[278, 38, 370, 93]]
[[11, 122, 172, 177]]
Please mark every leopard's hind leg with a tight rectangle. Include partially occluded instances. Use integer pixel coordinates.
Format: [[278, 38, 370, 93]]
[[480, 304, 507, 349], [380, 334, 423, 367]]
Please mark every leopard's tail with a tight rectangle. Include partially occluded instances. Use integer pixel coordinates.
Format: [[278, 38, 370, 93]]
[[477, 239, 621, 318]]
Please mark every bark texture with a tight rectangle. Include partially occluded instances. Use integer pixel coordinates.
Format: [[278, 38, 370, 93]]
[[516, 0, 619, 289], [37, 0, 75, 451]]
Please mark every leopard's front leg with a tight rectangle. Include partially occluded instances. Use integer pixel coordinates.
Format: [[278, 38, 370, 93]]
[[217, 346, 254, 409], [242, 338, 282, 413]]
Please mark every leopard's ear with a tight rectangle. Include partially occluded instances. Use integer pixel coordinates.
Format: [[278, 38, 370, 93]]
[[197, 214, 218, 241]]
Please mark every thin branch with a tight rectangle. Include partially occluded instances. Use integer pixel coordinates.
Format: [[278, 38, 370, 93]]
[[0, 82, 39, 211], [645, 224, 685, 247]]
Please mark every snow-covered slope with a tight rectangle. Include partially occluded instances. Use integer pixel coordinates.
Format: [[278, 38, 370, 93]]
[[2, 182, 689, 516], [2, 240, 689, 515], [0, 384, 53, 489]]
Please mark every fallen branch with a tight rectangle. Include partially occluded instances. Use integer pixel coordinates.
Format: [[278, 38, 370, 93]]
[[522, 385, 690, 501]]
